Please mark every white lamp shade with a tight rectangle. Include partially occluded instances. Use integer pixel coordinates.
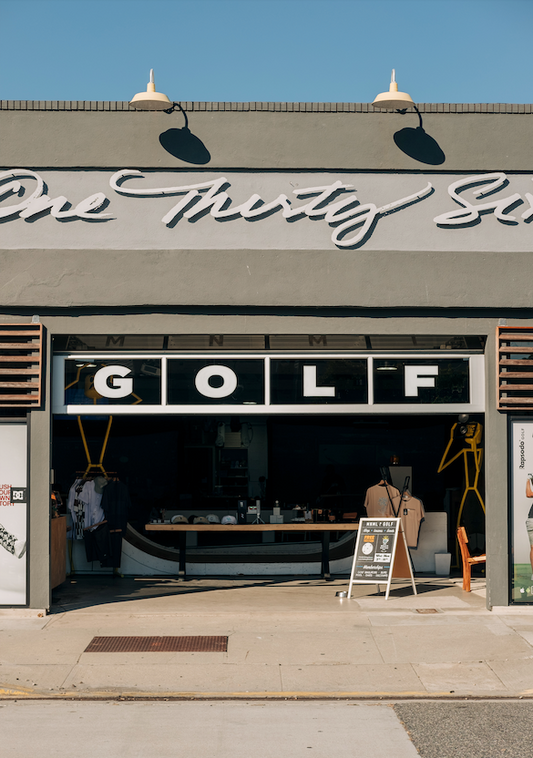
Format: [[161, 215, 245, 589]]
[[372, 71, 414, 110], [130, 71, 172, 111]]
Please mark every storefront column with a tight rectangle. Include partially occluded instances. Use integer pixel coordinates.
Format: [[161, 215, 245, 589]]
[[484, 330, 509, 609], [28, 331, 52, 611]]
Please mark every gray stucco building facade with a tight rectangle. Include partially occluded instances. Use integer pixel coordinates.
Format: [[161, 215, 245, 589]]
[[1, 99, 532, 611]]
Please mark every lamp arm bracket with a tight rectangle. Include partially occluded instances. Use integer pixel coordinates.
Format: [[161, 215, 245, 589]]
[[164, 101, 189, 130]]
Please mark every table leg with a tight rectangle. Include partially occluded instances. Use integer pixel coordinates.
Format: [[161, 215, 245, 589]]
[[178, 531, 187, 580], [321, 531, 332, 581]]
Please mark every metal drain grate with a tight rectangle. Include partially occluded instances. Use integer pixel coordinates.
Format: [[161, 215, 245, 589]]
[[415, 609, 439, 614], [84, 635, 228, 653]]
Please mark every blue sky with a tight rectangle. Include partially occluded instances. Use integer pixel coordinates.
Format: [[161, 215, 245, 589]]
[[1, 0, 531, 103]]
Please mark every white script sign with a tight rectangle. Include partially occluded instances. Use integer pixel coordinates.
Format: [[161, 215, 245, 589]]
[[110, 170, 433, 247], [1, 169, 533, 249]]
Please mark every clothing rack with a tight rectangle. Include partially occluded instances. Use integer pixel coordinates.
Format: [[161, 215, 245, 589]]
[[68, 471, 123, 576]]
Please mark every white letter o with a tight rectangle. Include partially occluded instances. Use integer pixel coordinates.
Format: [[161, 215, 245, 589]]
[[195, 365, 238, 399]]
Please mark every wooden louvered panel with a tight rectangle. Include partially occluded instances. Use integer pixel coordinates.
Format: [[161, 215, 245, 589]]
[[501, 382, 531, 391], [497, 326, 533, 411], [497, 397, 533, 405], [0, 397, 40, 404], [499, 346, 533, 353], [0, 342, 42, 349], [0, 356, 41, 362], [499, 372, 533, 379], [497, 334, 533, 341], [0, 330, 42, 337], [0, 323, 43, 407], [0, 382, 40, 388], [497, 384, 533, 391], [0, 366, 40, 376], [500, 359, 533, 366]]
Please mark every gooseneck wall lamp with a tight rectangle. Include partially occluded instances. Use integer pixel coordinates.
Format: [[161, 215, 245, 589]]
[[130, 70, 189, 128], [129, 69, 211, 164], [371, 69, 444, 164], [372, 69, 415, 111]]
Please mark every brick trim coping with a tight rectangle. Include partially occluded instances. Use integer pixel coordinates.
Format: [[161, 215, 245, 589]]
[[0, 101, 532, 114]]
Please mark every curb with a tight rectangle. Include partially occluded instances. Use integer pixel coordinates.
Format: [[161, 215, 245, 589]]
[[2, 689, 533, 701]]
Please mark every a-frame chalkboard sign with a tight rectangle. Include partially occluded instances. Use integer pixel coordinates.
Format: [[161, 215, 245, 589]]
[[347, 518, 416, 600]]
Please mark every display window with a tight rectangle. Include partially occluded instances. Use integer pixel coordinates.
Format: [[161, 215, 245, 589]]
[[51, 412, 485, 574], [49, 336, 486, 580]]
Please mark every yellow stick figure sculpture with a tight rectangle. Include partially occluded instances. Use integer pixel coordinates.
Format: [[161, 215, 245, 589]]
[[64, 362, 143, 477], [438, 415, 485, 564]]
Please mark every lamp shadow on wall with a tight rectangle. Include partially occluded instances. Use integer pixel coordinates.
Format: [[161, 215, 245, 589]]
[[393, 108, 445, 166], [159, 128, 211, 165]]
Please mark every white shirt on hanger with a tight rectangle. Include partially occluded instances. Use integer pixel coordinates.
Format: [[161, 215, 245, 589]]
[[67, 479, 105, 538]]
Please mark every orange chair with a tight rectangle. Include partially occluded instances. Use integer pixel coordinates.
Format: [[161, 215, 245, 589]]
[[457, 526, 486, 592]]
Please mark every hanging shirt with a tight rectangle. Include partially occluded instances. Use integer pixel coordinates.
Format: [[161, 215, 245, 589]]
[[391, 493, 425, 548], [101, 480, 131, 532], [364, 483, 400, 518], [67, 479, 84, 539], [67, 479, 105, 539]]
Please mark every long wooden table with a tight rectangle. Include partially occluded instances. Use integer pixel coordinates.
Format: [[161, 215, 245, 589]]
[[145, 523, 359, 580]]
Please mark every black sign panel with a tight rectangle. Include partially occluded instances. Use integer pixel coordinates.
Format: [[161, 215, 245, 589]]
[[64, 360, 161, 406], [352, 519, 399, 582], [270, 359, 367, 404], [373, 358, 469, 404], [167, 359, 264, 405]]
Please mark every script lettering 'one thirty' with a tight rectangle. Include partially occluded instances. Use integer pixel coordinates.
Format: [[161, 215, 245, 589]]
[[110, 170, 433, 249]]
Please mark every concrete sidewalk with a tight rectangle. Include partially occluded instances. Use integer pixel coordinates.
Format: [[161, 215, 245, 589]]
[[1, 574, 533, 700]]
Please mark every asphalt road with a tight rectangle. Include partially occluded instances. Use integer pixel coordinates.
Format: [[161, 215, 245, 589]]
[[394, 701, 533, 758]]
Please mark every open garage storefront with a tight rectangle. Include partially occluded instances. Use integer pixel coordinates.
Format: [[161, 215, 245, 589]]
[[49, 338, 486, 579]]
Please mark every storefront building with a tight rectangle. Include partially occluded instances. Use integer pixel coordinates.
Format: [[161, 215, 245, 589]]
[[1, 98, 532, 611]]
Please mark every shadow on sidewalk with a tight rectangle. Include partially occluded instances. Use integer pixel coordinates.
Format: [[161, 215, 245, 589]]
[[50, 575, 464, 613], [50, 574, 338, 613]]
